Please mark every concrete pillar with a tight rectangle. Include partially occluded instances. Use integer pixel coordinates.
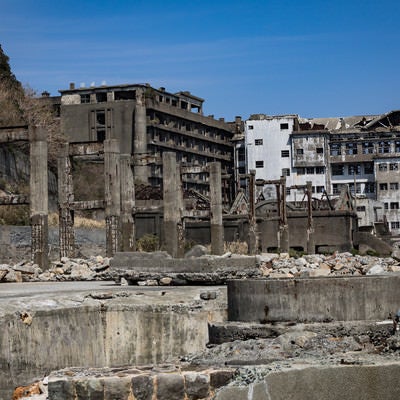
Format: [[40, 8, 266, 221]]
[[162, 152, 183, 258], [104, 139, 121, 257], [248, 170, 258, 255], [29, 126, 48, 269], [306, 181, 315, 254], [278, 176, 289, 253], [57, 143, 75, 258], [133, 88, 148, 184], [120, 154, 135, 251], [209, 162, 224, 255]]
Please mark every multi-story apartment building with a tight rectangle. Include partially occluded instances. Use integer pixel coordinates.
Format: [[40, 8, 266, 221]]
[[245, 110, 400, 234], [59, 83, 237, 203]]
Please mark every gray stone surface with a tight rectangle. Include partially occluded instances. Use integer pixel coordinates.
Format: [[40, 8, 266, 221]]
[[156, 373, 185, 400]]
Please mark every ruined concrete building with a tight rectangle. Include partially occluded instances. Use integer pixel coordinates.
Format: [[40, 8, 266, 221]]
[[59, 83, 238, 203], [244, 110, 400, 235]]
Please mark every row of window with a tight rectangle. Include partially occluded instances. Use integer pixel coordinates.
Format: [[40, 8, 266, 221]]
[[384, 202, 399, 210], [330, 141, 400, 156], [297, 167, 325, 175], [331, 163, 374, 176], [248, 123, 289, 131], [391, 221, 400, 229], [378, 162, 399, 171], [296, 148, 323, 155], [332, 183, 375, 194], [379, 182, 399, 191]]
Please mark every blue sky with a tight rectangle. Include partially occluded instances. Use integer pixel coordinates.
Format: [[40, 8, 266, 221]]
[[1, 0, 399, 120]]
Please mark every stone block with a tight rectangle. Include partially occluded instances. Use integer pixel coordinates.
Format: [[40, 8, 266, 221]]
[[184, 373, 210, 399], [75, 378, 104, 400], [131, 374, 154, 400], [156, 373, 185, 400], [48, 378, 76, 400], [102, 376, 131, 400], [250, 382, 269, 400], [209, 369, 235, 389]]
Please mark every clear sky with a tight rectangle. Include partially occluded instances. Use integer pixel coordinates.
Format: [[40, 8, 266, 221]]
[[1, 0, 399, 121]]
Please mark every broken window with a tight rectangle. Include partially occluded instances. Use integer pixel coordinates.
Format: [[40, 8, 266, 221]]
[[378, 141, 391, 153], [349, 183, 361, 194], [96, 92, 107, 103], [316, 186, 324, 193], [114, 90, 136, 100], [296, 148, 304, 155], [390, 163, 398, 171], [379, 163, 388, 171], [362, 142, 374, 154], [390, 182, 399, 190], [396, 141, 400, 152], [255, 161, 264, 168], [248, 125, 254, 130], [332, 164, 344, 175], [356, 206, 366, 212], [80, 94, 90, 103], [364, 182, 375, 193], [384, 203, 389, 210], [364, 163, 374, 174], [280, 123, 289, 130], [330, 143, 341, 156], [316, 166, 325, 174], [281, 150, 290, 157], [306, 167, 314, 174], [255, 139, 263, 145], [390, 202, 399, 210], [391, 221, 400, 229], [316, 147, 323, 154], [332, 184, 343, 194], [379, 183, 388, 191], [286, 188, 291, 195], [282, 168, 290, 176], [348, 164, 361, 175], [345, 143, 357, 155], [297, 168, 305, 175]]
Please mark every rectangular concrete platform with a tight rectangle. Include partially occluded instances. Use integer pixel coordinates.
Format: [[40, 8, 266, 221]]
[[228, 275, 400, 323]]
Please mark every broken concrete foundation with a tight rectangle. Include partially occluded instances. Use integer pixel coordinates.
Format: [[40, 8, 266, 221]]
[[228, 275, 400, 323]]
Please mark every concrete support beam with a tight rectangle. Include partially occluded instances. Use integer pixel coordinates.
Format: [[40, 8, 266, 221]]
[[209, 162, 224, 255], [133, 88, 148, 184], [162, 152, 183, 258], [278, 176, 289, 253], [247, 169, 258, 255], [29, 126, 48, 269], [120, 154, 135, 251], [104, 139, 121, 257], [57, 143, 75, 258], [306, 181, 315, 254]]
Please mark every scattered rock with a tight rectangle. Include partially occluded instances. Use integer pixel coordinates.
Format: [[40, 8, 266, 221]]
[[200, 291, 218, 300], [185, 245, 209, 259]]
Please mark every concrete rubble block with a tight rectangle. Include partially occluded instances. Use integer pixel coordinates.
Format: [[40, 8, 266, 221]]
[[156, 373, 185, 400], [214, 385, 249, 400], [209, 369, 236, 389], [184, 372, 210, 400], [131, 374, 154, 400], [75, 378, 104, 400], [48, 377, 76, 400], [102, 376, 132, 400], [366, 264, 385, 275], [200, 291, 217, 300], [184, 245, 209, 258]]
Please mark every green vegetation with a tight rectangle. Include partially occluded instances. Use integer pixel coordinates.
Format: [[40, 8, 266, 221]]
[[136, 234, 160, 252]]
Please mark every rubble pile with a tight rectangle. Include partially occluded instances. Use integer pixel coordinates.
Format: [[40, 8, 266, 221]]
[[0, 256, 113, 283], [257, 252, 400, 278], [1, 252, 400, 283]]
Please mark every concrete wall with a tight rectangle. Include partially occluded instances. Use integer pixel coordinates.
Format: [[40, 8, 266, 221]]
[[0, 301, 215, 398], [215, 363, 400, 400], [259, 210, 356, 253], [228, 275, 400, 323]]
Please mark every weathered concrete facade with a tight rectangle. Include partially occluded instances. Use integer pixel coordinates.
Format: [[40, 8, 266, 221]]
[[60, 83, 237, 203]]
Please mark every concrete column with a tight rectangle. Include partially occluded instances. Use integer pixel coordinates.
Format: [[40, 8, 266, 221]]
[[120, 154, 135, 251], [29, 126, 48, 269], [57, 143, 75, 258], [133, 88, 148, 183], [248, 170, 258, 255], [306, 181, 315, 254], [278, 176, 289, 253], [104, 139, 121, 256], [209, 162, 224, 255], [162, 152, 183, 258]]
